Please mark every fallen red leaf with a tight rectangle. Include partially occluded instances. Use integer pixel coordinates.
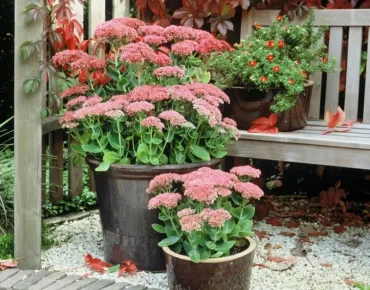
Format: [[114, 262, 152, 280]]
[[273, 244, 282, 249], [266, 243, 296, 265], [253, 263, 269, 269], [323, 106, 353, 134], [283, 221, 301, 228], [248, 113, 278, 134], [297, 237, 312, 243], [82, 273, 91, 278], [266, 217, 282, 226], [118, 260, 138, 277], [279, 232, 296, 237], [0, 259, 18, 271], [344, 279, 356, 286], [320, 263, 333, 268], [84, 254, 112, 274], [255, 230, 269, 240], [308, 231, 328, 238], [333, 226, 347, 234]]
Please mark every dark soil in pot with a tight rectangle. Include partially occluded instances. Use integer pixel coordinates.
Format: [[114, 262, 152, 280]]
[[224, 81, 313, 132], [163, 237, 256, 290], [86, 157, 221, 271]]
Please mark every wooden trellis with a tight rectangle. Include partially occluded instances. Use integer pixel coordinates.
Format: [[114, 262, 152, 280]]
[[14, 0, 130, 269]]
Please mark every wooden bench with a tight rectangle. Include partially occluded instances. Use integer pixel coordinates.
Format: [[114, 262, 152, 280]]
[[228, 9, 370, 170]]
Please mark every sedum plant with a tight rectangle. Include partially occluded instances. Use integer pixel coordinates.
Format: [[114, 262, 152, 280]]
[[52, 18, 237, 171], [209, 10, 336, 113], [147, 165, 263, 263]]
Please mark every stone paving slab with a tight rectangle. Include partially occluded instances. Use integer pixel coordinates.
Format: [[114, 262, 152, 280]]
[[0, 269, 160, 290]]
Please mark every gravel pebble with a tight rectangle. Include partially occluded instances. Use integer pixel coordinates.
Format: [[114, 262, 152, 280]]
[[42, 214, 370, 290]]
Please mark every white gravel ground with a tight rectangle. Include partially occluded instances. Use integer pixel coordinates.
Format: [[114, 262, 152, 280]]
[[42, 213, 370, 290]]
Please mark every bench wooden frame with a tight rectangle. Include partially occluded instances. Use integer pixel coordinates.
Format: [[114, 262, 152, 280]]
[[228, 9, 370, 170]]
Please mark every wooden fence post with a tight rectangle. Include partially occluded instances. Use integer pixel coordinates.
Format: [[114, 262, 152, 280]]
[[14, 0, 44, 269], [113, 0, 130, 18]]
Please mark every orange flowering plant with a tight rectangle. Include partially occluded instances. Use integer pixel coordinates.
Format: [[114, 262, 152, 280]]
[[209, 10, 337, 113]]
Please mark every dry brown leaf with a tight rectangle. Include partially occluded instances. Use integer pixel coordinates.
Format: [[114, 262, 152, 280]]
[[320, 263, 333, 268]]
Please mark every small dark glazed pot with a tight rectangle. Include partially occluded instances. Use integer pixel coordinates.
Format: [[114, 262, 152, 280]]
[[86, 157, 221, 271], [224, 81, 314, 132], [163, 237, 256, 290]]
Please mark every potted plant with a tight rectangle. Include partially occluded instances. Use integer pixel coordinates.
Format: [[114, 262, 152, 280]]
[[147, 165, 263, 289], [210, 10, 336, 131], [52, 18, 237, 270]]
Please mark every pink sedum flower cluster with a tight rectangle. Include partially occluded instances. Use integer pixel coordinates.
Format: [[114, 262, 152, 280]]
[[60, 84, 90, 99], [148, 193, 182, 209], [146, 173, 182, 194], [179, 214, 203, 233], [153, 66, 185, 79], [230, 166, 262, 179], [158, 110, 187, 126], [141, 116, 165, 131], [233, 182, 264, 200], [200, 208, 232, 228], [94, 20, 138, 41]]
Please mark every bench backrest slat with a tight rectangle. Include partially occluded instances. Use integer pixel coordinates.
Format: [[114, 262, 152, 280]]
[[363, 28, 370, 123], [325, 27, 343, 112], [241, 9, 370, 123]]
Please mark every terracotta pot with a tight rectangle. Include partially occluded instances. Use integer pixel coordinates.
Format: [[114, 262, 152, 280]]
[[163, 237, 256, 290], [224, 81, 313, 132], [86, 157, 221, 271]]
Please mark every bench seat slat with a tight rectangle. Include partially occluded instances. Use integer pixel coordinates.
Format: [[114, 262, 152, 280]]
[[363, 27, 370, 123]]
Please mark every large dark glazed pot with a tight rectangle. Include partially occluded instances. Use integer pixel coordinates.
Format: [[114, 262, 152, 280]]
[[163, 237, 256, 290], [86, 157, 221, 271], [224, 81, 313, 132]]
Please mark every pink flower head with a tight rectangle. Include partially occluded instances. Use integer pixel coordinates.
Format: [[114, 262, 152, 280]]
[[158, 110, 187, 126], [230, 166, 261, 179], [177, 208, 196, 218], [223, 117, 237, 127], [184, 179, 217, 205], [59, 111, 76, 124], [148, 193, 182, 210], [153, 54, 172, 66], [126, 101, 154, 116], [52, 50, 86, 67], [195, 30, 213, 42], [179, 214, 203, 232], [60, 84, 90, 99], [164, 25, 198, 41], [192, 99, 222, 127], [200, 208, 232, 228], [111, 94, 130, 108], [143, 35, 167, 46], [138, 25, 166, 37], [171, 40, 198, 56], [187, 83, 230, 104], [105, 110, 125, 119], [129, 85, 169, 102], [153, 66, 185, 79], [94, 20, 137, 41], [216, 187, 232, 197], [141, 116, 165, 131], [168, 86, 196, 102], [83, 95, 103, 107], [66, 96, 87, 109], [73, 101, 123, 120], [147, 173, 182, 194], [234, 182, 264, 200], [197, 38, 232, 55], [183, 168, 237, 189], [70, 55, 107, 71], [113, 17, 146, 30], [120, 42, 157, 64]]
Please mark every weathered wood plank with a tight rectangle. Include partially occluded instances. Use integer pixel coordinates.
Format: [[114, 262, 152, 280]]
[[88, 168, 96, 192], [227, 139, 370, 170], [42, 135, 47, 204], [308, 28, 324, 119], [125, 286, 148, 290], [248, 9, 370, 27], [42, 116, 61, 135], [293, 131, 370, 139], [113, 0, 130, 18], [236, 130, 370, 149], [88, 0, 106, 39], [68, 136, 84, 196], [71, 0, 84, 40], [325, 27, 343, 112], [80, 279, 115, 290], [49, 130, 64, 202], [307, 120, 370, 128], [344, 27, 362, 121], [13, 270, 51, 290], [29, 272, 67, 290], [240, 9, 253, 40], [43, 275, 82, 290], [14, 0, 44, 269], [363, 28, 370, 123], [60, 278, 98, 290], [0, 270, 34, 289], [0, 269, 20, 283]]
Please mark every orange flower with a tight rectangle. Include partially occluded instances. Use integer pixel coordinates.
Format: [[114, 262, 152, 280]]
[[295, 60, 300, 65], [265, 40, 275, 48], [260, 76, 268, 82], [288, 79, 295, 85], [278, 40, 285, 48], [266, 54, 274, 61], [322, 57, 328, 63], [273, 66, 280, 73], [253, 22, 261, 29], [249, 60, 257, 67], [276, 15, 283, 21]]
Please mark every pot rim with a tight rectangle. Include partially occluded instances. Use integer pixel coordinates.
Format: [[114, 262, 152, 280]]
[[86, 155, 221, 171], [228, 80, 314, 90], [162, 237, 256, 264]]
